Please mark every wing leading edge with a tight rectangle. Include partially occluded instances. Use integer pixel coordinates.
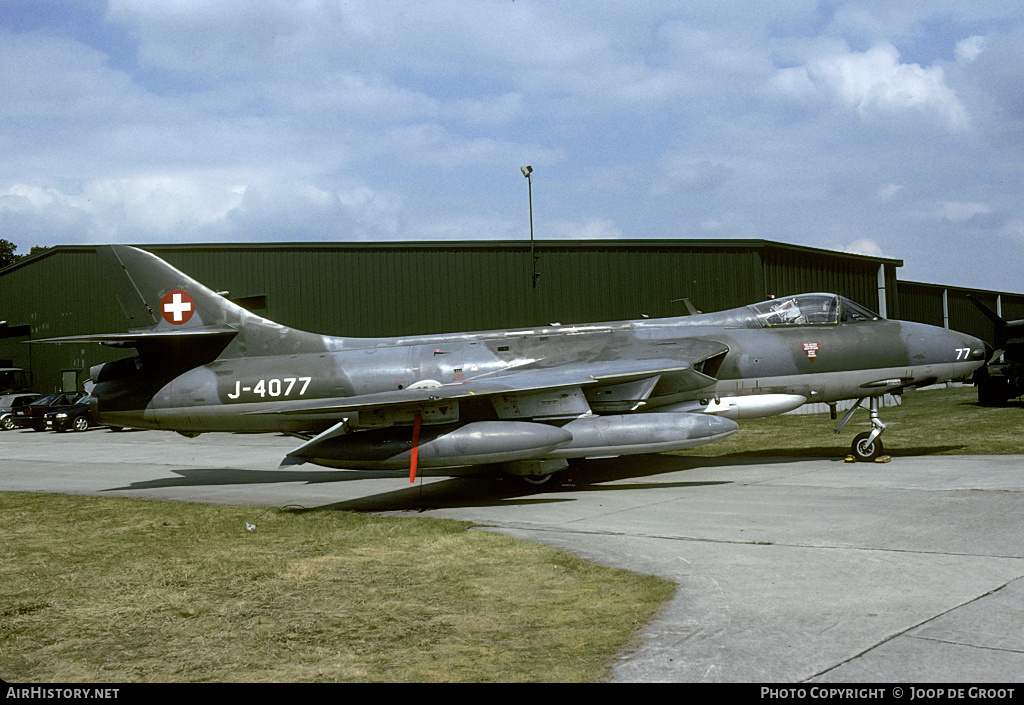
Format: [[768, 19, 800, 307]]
[[251, 356, 721, 422]]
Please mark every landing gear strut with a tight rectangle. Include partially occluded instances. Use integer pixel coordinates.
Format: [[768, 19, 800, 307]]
[[835, 396, 890, 462]]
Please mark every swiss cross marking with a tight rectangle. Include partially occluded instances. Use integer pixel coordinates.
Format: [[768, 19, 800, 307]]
[[801, 342, 821, 361], [161, 290, 195, 325]]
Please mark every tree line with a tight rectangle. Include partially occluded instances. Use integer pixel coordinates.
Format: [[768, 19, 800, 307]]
[[0, 239, 49, 269]]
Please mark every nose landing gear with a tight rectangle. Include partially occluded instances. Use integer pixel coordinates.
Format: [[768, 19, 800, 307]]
[[836, 396, 892, 462]]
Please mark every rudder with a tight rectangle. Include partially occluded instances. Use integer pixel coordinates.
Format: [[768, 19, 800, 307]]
[[99, 245, 251, 333]]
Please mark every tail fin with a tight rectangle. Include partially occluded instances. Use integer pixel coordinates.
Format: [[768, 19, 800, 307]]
[[100, 245, 254, 333], [966, 294, 1006, 329], [34, 245, 331, 360]]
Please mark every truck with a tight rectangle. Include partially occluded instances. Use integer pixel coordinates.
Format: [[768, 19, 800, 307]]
[[969, 296, 1024, 406]]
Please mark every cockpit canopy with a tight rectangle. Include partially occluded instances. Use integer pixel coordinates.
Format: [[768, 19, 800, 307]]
[[747, 294, 881, 327]]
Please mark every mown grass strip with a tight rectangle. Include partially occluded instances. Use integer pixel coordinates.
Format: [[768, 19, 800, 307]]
[[0, 494, 674, 683], [675, 387, 1024, 459]]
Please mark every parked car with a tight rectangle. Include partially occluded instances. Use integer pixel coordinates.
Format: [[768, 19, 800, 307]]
[[45, 396, 98, 432], [0, 393, 41, 431], [11, 391, 87, 431]]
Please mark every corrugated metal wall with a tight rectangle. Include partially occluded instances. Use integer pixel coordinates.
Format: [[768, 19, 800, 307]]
[[0, 247, 126, 392], [1005, 296, 1024, 322], [141, 241, 777, 336], [898, 281, 1024, 343], [761, 245, 897, 317], [531, 243, 767, 323]]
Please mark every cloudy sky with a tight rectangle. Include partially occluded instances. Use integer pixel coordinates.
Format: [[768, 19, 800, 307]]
[[1, 1, 1022, 292]]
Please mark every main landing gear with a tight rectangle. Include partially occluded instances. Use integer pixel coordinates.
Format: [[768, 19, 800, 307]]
[[835, 396, 892, 463]]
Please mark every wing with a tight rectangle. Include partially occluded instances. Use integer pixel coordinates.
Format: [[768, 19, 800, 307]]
[[251, 351, 724, 424]]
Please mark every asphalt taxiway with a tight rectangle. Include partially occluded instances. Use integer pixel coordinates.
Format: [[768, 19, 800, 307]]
[[1, 427, 1022, 683]]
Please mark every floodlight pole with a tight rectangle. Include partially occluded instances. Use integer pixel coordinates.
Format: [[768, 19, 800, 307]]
[[521, 166, 539, 288]]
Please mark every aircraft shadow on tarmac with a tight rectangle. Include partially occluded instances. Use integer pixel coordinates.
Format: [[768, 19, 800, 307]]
[[308, 455, 736, 513], [102, 453, 732, 513], [718, 445, 967, 459], [97, 443, 969, 513]]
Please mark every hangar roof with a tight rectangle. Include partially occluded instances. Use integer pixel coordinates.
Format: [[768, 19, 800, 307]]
[[1, 238, 904, 273]]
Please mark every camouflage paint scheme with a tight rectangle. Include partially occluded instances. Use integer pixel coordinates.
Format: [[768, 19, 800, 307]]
[[38, 246, 987, 475]]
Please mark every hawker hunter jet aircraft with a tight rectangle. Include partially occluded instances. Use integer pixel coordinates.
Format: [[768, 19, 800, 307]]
[[38, 246, 987, 480]]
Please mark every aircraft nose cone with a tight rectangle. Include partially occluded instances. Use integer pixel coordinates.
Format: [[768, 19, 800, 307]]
[[950, 331, 988, 363]]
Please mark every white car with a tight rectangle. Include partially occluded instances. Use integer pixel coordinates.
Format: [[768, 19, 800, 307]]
[[0, 393, 41, 431]]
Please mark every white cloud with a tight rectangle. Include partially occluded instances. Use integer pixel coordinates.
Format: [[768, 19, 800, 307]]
[[999, 218, 1024, 242], [0, 31, 128, 118], [773, 43, 969, 131], [956, 35, 987, 65], [548, 217, 623, 240], [200, 178, 408, 241], [2, 2, 1024, 294], [0, 177, 247, 240], [653, 157, 735, 197], [935, 201, 994, 223], [375, 124, 558, 169], [840, 238, 885, 258], [0, 176, 409, 243], [878, 183, 903, 202]]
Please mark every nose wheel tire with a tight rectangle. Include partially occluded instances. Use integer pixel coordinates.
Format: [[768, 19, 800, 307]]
[[851, 432, 883, 462]]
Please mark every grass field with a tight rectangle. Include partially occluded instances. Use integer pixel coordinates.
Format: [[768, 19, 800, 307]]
[[0, 493, 674, 683], [675, 386, 1024, 459]]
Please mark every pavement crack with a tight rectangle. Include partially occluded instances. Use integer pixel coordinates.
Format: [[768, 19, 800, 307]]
[[906, 634, 1024, 655], [804, 577, 1023, 682], [478, 522, 1024, 560]]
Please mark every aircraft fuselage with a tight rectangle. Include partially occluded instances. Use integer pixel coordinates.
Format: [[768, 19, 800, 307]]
[[45, 245, 984, 469], [93, 306, 984, 435]]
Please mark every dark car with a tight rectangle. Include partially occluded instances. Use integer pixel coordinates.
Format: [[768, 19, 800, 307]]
[[45, 396, 97, 432], [11, 391, 87, 431], [1, 393, 41, 431]]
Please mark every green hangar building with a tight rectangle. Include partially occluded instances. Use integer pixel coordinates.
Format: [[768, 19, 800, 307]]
[[0, 239, 1021, 393]]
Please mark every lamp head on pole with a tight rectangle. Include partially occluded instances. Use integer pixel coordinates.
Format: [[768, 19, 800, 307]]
[[520, 165, 532, 178]]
